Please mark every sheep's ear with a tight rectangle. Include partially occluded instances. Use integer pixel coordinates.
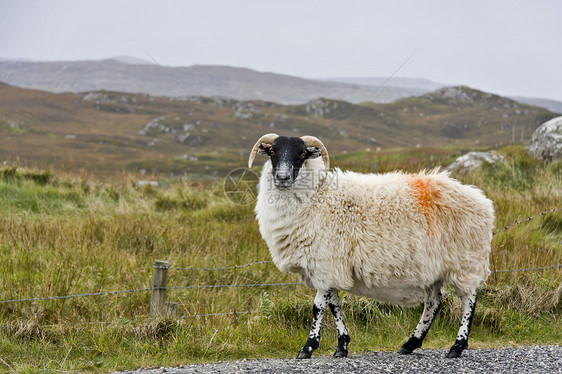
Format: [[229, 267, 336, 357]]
[[306, 146, 322, 159], [258, 143, 272, 155]]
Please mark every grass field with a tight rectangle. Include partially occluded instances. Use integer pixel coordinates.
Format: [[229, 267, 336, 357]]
[[0, 145, 560, 373]]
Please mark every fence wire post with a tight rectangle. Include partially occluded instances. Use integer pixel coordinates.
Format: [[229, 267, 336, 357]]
[[151, 260, 169, 317]]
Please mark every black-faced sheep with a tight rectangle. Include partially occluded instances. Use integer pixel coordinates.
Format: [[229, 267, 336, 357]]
[[248, 134, 494, 359]]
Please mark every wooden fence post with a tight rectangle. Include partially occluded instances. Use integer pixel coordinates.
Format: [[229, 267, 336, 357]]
[[151, 259, 169, 317]]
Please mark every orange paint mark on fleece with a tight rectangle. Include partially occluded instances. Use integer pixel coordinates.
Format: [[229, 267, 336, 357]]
[[408, 177, 436, 233]]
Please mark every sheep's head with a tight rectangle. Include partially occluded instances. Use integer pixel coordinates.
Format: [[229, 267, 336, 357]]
[[248, 134, 329, 189]]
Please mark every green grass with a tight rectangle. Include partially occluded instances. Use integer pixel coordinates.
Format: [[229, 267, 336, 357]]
[[0, 146, 560, 373]]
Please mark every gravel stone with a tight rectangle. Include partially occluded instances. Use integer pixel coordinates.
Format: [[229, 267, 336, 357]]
[[110, 346, 562, 374]]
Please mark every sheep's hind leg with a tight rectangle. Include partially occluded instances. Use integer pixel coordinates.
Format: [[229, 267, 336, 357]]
[[296, 289, 330, 359], [399, 283, 443, 354], [446, 291, 477, 358], [328, 289, 350, 358]]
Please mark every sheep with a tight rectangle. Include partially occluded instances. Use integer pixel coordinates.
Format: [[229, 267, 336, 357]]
[[248, 133, 495, 359]]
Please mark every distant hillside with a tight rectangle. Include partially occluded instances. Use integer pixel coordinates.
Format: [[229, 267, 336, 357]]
[[0, 83, 556, 177], [509, 96, 562, 114], [109, 55, 154, 65], [0, 59, 426, 104], [324, 77, 444, 91]]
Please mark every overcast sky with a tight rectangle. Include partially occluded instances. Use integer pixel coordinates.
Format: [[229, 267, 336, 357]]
[[1, 0, 561, 101]]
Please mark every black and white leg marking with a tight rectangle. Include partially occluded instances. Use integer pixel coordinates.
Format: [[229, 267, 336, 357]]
[[399, 284, 443, 354], [327, 289, 350, 358], [297, 290, 330, 359], [446, 292, 477, 358], [297, 289, 350, 359]]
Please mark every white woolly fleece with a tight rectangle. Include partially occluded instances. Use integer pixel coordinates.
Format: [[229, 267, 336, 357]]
[[255, 157, 494, 306]]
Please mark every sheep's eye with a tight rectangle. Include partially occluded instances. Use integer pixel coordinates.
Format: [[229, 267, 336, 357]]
[[300, 151, 307, 159], [269, 149, 275, 156]]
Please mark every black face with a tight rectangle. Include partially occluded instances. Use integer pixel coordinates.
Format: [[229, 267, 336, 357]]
[[258, 137, 321, 189]]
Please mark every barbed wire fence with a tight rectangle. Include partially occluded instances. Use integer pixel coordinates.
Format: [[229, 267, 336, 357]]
[[492, 207, 562, 236], [0, 209, 560, 322]]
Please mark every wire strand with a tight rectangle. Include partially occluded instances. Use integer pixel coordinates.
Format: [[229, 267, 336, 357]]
[[155, 260, 273, 271], [491, 264, 561, 273], [166, 282, 301, 291], [493, 208, 561, 236], [0, 282, 301, 304], [0, 287, 154, 304]]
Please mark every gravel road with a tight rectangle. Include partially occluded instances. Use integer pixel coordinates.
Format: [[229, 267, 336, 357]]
[[112, 345, 561, 374]]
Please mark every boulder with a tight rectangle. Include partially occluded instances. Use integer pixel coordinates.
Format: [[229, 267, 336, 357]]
[[446, 151, 504, 175], [527, 116, 562, 162]]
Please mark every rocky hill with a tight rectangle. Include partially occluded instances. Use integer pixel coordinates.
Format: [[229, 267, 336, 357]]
[[0, 59, 427, 104], [0, 83, 557, 177]]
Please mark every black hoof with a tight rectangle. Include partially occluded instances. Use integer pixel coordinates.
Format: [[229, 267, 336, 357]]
[[398, 346, 413, 355], [445, 349, 462, 358], [333, 348, 348, 358], [398, 337, 422, 354], [446, 341, 467, 358], [333, 334, 350, 358], [296, 338, 318, 359], [296, 347, 313, 359]]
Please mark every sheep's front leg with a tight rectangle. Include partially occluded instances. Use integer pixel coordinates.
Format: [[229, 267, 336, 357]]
[[446, 292, 477, 358], [327, 289, 350, 358], [296, 289, 330, 359], [399, 283, 442, 354]]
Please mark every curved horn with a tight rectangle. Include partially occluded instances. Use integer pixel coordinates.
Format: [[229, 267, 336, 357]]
[[248, 133, 279, 168], [301, 135, 329, 169]]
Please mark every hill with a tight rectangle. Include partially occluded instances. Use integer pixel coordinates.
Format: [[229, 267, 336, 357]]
[[323, 76, 444, 91], [0, 59, 426, 104], [3, 59, 561, 113], [0, 83, 557, 177], [509, 96, 562, 115]]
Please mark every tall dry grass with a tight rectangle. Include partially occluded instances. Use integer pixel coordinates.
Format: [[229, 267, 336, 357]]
[[0, 145, 560, 372]]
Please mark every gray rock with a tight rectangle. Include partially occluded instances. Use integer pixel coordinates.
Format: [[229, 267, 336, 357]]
[[233, 102, 260, 120], [527, 116, 562, 162], [446, 151, 504, 175], [440, 86, 477, 104]]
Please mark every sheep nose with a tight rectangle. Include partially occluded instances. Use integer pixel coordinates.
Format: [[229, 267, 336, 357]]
[[276, 172, 291, 181], [275, 163, 294, 186]]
